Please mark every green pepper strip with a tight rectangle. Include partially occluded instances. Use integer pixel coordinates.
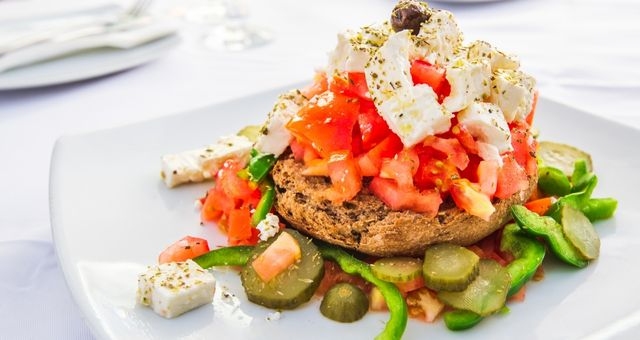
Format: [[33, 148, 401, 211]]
[[546, 174, 597, 222], [192, 246, 254, 269], [582, 198, 618, 221], [251, 177, 276, 226], [512, 205, 588, 268], [248, 151, 277, 183], [500, 223, 546, 296], [570, 159, 590, 192], [317, 243, 407, 340], [538, 166, 572, 196], [443, 223, 546, 331]]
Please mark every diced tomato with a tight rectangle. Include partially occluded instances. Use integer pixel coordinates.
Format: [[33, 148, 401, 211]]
[[410, 60, 450, 102], [358, 100, 392, 151], [357, 134, 404, 176], [413, 146, 460, 193], [218, 159, 257, 200], [524, 197, 556, 216], [450, 178, 496, 221], [370, 286, 388, 311], [509, 285, 527, 302], [329, 72, 370, 100], [477, 160, 499, 198], [227, 208, 256, 246], [423, 136, 469, 170], [395, 276, 425, 295], [316, 261, 370, 296], [325, 150, 362, 203], [379, 148, 419, 190], [289, 138, 306, 161], [199, 158, 261, 246], [451, 123, 479, 155], [251, 231, 302, 282], [510, 121, 531, 168], [301, 71, 328, 99], [302, 158, 329, 176], [495, 155, 530, 199], [158, 236, 210, 264], [406, 288, 445, 323], [287, 92, 360, 158], [369, 177, 442, 217]]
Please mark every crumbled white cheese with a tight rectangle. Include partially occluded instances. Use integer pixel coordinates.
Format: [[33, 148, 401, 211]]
[[477, 141, 503, 166], [327, 22, 392, 78], [489, 69, 536, 122], [137, 260, 216, 318], [365, 31, 452, 147], [161, 135, 253, 188], [442, 57, 491, 113], [254, 90, 308, 157], [412, 10, 463, 65], [266, 311, 282, 321], [466, 40, 520, 71], [457, 101, 513, 155], [256, 213, 280, 241]]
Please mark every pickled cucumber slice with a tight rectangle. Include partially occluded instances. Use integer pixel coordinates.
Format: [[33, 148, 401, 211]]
[[437, 259, 511, 316], [240, 229, 324, 309], [371, 257, 423, 283], [423, 244, 480, 292], [561, 204, 600, 260], [538, 141, 593, 177], [320, 283, 369, 323]]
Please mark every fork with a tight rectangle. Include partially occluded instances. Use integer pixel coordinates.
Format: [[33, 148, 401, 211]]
[[0, 0, 154, 56]]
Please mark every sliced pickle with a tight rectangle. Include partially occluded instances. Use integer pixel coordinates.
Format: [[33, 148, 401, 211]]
[[320, 283, 369, 323], [561, 204, 600, 260], [437, 259, 511, 316], [371, 257, 423, 283], [538, 141, 593, 177], [423, 243, 480, 292], [240, 229, 324, 309]]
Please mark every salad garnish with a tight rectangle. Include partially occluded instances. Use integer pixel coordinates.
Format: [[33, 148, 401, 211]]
[[138, 1, 618, 339]]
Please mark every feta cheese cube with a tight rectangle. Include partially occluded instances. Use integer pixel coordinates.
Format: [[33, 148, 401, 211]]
[[254, 90, 308, 157], [256, 213, 280, 241], [327, 22, 392, 78], [489, 69, 536, 123], [412, 10, 463, 65], [365, 31, 452, 147], [442, 57, 492, 113], [466, 40, 520, 71], [137, 260, 216, 318], [161, 135, 253, 188], [457, 102, 513, 155]]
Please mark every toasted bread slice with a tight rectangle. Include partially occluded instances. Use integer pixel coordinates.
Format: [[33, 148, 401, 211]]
[[272, 153, 537, 257]]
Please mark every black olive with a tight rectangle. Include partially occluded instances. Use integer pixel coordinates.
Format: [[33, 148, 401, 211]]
[[390, 0, 432, 35]]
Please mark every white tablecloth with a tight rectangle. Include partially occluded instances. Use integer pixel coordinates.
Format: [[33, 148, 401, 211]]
[[1, 0, 638, 338]]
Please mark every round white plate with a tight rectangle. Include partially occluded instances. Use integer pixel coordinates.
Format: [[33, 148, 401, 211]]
[[0, 33, 179, 91]]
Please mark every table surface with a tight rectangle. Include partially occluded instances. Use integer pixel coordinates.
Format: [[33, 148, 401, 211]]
[[1, 0, 639, 338]]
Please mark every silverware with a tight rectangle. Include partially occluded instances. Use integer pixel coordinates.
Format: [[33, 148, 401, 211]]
[[0, 0, 154, 56]]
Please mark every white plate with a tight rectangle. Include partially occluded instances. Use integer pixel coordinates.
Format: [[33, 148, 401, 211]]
[[50, 86, 640, 340], [0, 33, 179, 90]]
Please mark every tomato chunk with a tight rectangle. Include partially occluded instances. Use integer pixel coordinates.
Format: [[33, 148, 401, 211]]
[[495, 155, 530, 199], [251, 231, 302, 282], [158, 236, 210, 264], [410, 60, 450, 102], [287, 92, 360, 158], [325, 150, 362, 203], [329, 72, 371, 100], [450, 178, 496, 221]]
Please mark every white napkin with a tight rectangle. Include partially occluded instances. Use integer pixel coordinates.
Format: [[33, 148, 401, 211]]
[[0, 1, 178, 73]]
